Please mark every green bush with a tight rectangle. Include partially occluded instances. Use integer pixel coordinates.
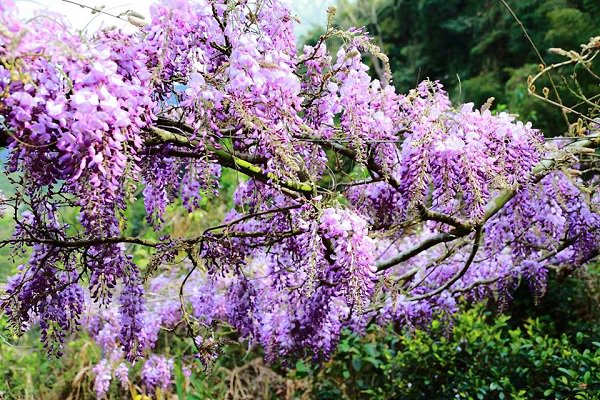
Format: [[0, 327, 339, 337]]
[[305, 305, 600, 400]]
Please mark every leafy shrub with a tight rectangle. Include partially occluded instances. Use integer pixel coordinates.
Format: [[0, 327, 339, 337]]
[[303, 305, 600, 400]]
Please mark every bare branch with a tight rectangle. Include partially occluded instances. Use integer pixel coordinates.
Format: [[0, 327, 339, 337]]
[[406, 226, 482, 301], [376, 230, 467, 272]]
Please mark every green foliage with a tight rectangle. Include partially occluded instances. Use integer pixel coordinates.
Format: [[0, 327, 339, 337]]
[[458, 72, 503, 107], [304, 305, 600, 400], [0, 163, 20, 282], [0, 215, 18, 282], [0, 318, 100, 400], [505, 268, 600, 342], [545, 8, 595, 50]]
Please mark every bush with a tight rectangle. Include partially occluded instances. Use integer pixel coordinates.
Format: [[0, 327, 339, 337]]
[[304, 305, 600, 400]]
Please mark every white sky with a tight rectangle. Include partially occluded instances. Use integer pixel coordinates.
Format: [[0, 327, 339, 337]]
[[14, 0, 336, 37]]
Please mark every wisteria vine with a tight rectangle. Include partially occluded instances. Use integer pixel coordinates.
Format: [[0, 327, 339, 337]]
[[0, 0, 598, 394]]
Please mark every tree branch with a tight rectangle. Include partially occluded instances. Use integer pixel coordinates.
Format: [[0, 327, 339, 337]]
[[405, 226, 482, 301], [483, 138, 597, 223], [376, 136, 598, 272], [147, 126, 316, 198], [417, 204, 472, 232], [376, 230, 467, 272], [3, 229, 305, 250]]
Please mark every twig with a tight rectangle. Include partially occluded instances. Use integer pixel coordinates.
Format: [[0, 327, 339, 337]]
[[406, 226, 482, 301]]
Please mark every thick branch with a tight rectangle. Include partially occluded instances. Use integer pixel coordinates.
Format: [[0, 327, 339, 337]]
[[3, 229, 305, 250], [1, 236, 158, 248], [417, 204, 472, 232], [483, 138, 597, 222], [147, 126, 315, 198]]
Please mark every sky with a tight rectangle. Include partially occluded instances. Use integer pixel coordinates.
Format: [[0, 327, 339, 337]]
[[14, 0, 337, 38]]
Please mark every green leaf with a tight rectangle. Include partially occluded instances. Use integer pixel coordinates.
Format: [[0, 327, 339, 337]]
[[364, 357, 381, 368], [583, 371, 591, 381], [338, 341, 351, 353], [295, 359, 309, 375], [352, 357, 363, 372], [558, 367, 573, 377], [173, 359, 186, 400]]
